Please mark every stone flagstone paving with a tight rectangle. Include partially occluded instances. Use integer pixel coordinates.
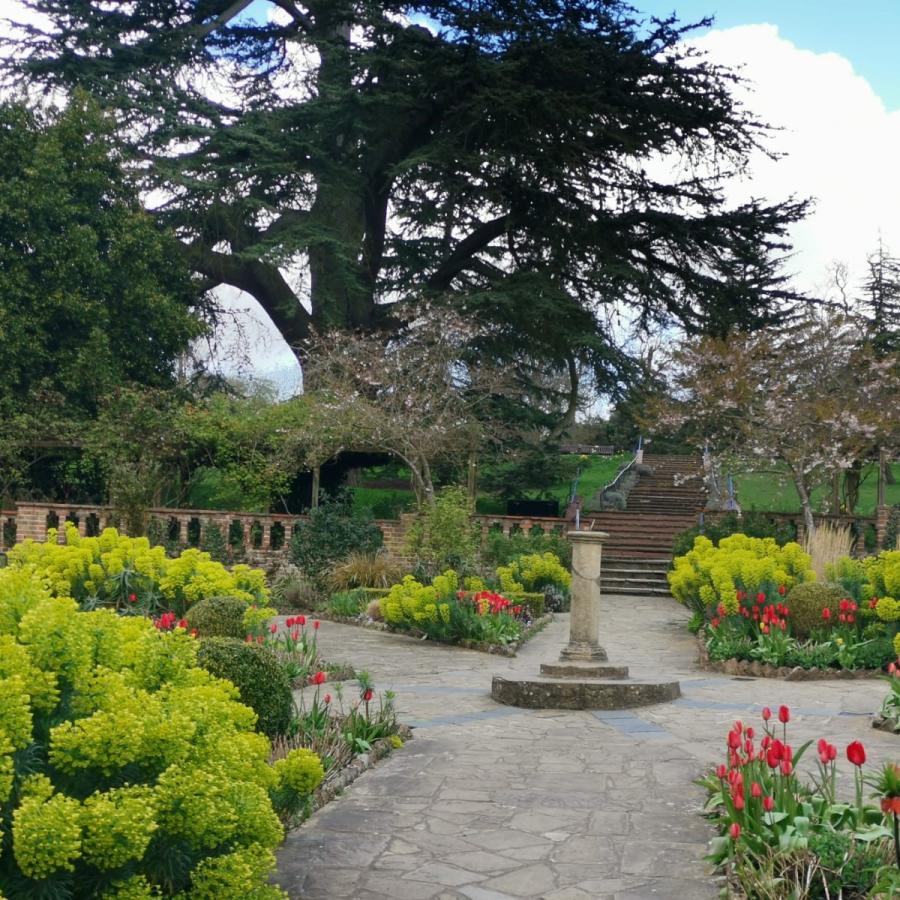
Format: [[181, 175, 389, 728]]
[[274, 595, 898, 899]]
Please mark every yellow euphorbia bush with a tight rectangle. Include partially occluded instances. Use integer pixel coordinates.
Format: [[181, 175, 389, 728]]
[[8, 525, 268, 614], [668, 534, 815, 615], [496, 552, 571, 595], [380, 572, 456, 627], [0, 579, 319, 897], [859, 550, 900, 603]]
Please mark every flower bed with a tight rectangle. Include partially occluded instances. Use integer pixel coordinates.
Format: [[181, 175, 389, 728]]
[[0, 534, 408, 897], [0, 575, 318, 898], [672, 535, 900, 674], [701, 706, 900, 897]]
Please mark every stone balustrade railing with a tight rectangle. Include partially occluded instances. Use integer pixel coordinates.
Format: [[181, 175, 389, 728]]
[[1, 502, 569, 564]]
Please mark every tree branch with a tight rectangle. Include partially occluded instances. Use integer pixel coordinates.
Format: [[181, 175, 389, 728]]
[[427, 214, 513, 290], [185, 242, 311, 353]]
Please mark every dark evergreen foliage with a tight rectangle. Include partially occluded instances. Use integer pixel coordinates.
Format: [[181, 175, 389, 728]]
[[5, 0, 808, 409]]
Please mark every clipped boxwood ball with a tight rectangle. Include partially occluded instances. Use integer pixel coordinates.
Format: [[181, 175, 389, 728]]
[[196, 637, 294, 736], [787, 581, 847, 638], [185, 595, 248, 639]]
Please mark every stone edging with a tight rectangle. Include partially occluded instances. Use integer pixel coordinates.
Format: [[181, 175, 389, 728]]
[[308, 724, 415, 817], [872, 715, 899, 735], [317, 612, 555, 657], [696, 634, 884, 681]]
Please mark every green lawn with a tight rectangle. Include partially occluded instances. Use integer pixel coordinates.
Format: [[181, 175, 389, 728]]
[[734, 463, 900, 516], [353, 453, 631, 517]]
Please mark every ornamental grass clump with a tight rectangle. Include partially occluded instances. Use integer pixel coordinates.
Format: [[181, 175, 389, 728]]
[[8, 524, 268, 615], [0, 573, 322, 899]]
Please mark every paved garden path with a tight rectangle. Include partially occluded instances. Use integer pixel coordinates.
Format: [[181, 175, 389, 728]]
[[274, 595, 898, 899]]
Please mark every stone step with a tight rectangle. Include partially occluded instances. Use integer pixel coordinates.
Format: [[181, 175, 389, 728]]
[[491, 674, 681, 710]]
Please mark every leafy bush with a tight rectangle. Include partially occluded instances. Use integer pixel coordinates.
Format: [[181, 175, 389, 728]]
[[290, 491, 384, 584], [200, 522, 229, 562], [328, 590, 367, 618], [8, 524, 268, 615], [380, 572, 526, 645], [405, 486, 480, 573], [0, 575, 320, 898], [496, 553, 571, 594], [672, 511, 796, 559], [196, 637, 294, 737], [329, 551, 403, 590], [269, 563, 319, 611], [668, 534, 814, 617], [185, 595, 248, 639], [482, 529, 572, 568], [859, 549, 900, 600], [786, 582, 847, 639]]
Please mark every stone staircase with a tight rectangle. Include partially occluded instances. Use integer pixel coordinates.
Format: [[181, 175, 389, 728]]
[[583, 454, 706, 595]]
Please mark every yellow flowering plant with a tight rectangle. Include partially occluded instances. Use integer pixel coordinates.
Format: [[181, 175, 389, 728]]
[[669, 534, 815, 618], [8, 525, 268, 616], [0, 580, 320, 898]]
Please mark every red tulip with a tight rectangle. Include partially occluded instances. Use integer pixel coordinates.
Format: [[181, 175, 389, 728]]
[[128, 592, 137, 603], [821, 607, 831, 621], [846, 741, 866, 767], [762, 706, 772, 721], [363, 688, 374, 702], [763, 796, 774, 812], [745, 727, 754, 739], [778, 705, 790, 724], [751, 782, 762, 798], [778, 585, 786, 595], [780, 761, 793, 776], [727, 730, 741, 750], [756, 591, 766, 604], [313, 620, 320, 630], [732, 791, 745, 811], [270, 623, 278, 634], [729, 822, 741, 840], [716, 764, 727, 779], [297, 615, 306, 626], [323, 693, 332, 704], [312, 671, 327, 685]]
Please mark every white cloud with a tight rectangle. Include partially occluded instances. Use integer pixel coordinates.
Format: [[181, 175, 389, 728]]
[[690, 24, 900, 297]]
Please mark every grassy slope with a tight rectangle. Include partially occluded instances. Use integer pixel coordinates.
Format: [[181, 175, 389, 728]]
[[353, 454, 631, 517], [734, 463, 900, 516]]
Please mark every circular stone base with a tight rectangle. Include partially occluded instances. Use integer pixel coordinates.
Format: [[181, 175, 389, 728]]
[[540, 662, 629, 679], [491, 675, 681, 710]]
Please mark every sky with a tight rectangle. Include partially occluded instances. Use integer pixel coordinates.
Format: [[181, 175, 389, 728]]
[[2, 1, 899, 394]]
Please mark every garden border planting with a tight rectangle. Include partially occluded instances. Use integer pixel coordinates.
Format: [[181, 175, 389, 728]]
[[317, 610, 555, 657], [697, 634, 887, 681]]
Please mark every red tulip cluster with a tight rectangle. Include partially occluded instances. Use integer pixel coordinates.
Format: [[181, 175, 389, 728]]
[[154, 611, 188, 631], [837, 598, 858, 624], [471, 591, 523, 617], [711, 703, 884, 858], [286, 615, 307, 628]]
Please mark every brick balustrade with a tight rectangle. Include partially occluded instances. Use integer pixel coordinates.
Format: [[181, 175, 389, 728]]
[[1, 502, 569, 566]]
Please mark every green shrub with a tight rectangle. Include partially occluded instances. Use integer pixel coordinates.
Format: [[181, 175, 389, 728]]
[[328, 590, 367, 618], [270, 563, 319, 610], [196, 637, 294, 737], [200, 522, 229, 562], [483, 529, 572, 568], [290, 491, 384, 585], [672, 512, 796, 559], [405, 486, 480, 573], [0, 577, 316, 898], [786, 581, 847, 638], [185, 595, 247, 638]]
